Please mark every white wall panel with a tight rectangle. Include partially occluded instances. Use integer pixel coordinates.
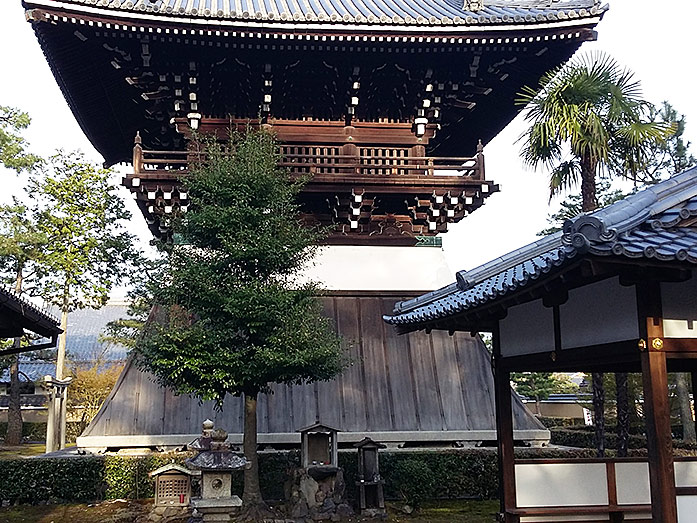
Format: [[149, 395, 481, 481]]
[[560, 277, 638, 349], [662, 272, 697, 338], [500, 300, 555, 357], [615, 462, 650, 505], [515, 463, 608, 507]]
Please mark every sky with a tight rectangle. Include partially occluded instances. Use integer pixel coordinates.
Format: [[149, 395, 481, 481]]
[[1, 0, 697, 288]]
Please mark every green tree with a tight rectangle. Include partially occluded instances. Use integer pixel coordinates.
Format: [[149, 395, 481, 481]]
[[518, 52, 673, 457], [517, 51, 673, 211], [0, 106, 41, 173], [511, 372, 578, 416], [132, 130, 345, 514], [0, 202, 47, 446], [28, 151, 140, 449]]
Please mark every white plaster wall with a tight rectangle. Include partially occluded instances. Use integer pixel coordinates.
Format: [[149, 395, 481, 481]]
[[615, 462, 650, 505], [515, 463, 609, 507], [560, 277, 639, 349], [675, 461, 697, 487], [500, 300, 555, 356], [296, 245, 453, 291], [662, 272, 697, 338], [678, 496, 697, 523]]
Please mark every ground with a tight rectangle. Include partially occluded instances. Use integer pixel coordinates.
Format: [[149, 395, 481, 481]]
[[0, 500, 500, 523], [0, 443, 46, 458]]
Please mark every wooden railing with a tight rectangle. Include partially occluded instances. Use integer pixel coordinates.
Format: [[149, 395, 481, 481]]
[[131, 134, 485, 180]]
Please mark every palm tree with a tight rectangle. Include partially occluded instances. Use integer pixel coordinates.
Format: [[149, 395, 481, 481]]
[[517, 51, 673, 457], [518, 51, 672, 211]]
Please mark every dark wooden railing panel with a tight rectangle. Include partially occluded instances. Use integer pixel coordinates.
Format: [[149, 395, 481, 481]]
[[131, 143, 484, 180]]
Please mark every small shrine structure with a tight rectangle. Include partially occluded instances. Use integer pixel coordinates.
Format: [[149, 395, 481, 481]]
[[23, 0, 606, 449], [385, 168, 697, 523], [354, 437, 386, 516]]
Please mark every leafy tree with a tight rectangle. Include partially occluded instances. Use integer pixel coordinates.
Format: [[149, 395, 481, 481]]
[[132, 130, 345, 514], [25, 151, 140, 450], [518, 52, 673, 457], [517, 51, 673, 211], [538, 180, 629, 236], [0, 106, 41, 173], [0, 202, 47, 446], [511, 372, 578, 416], [68, 358, 124, 434]]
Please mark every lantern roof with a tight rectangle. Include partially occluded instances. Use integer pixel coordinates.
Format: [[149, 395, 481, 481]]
[[297, 421, 342, 433], [353, 436, 386, 449], [24, 0, 606, 32], [385, 166, 697, 332], [148, 463, 199, 477]]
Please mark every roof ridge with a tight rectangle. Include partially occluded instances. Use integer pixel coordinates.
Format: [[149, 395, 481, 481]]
[[394, 167, 697, 316]]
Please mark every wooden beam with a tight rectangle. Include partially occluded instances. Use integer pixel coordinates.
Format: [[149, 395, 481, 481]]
[[493, 323, 519, 523]]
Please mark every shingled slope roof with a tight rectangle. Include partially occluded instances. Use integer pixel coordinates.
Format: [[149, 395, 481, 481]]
[[24, 0, 607, 30], [385, 166, 697, 330]]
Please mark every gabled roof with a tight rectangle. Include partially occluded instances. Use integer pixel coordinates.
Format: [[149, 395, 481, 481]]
[[24, 0, 606, 31], [385, 166, 697, 331], [0, 288, 61, 353], [297, 421, 341, 433]]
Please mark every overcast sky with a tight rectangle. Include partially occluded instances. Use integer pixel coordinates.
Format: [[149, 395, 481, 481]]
[[2, 1, 696, 287]]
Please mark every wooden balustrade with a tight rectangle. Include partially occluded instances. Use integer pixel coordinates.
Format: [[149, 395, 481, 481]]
[[130, 139, 485, 180]]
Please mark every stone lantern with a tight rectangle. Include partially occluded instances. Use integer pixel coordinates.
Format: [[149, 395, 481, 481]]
[[186, 421, 248, 522], [353, 437, 386, 516], [149, 463, 198, 506], [298, 422, 340, 469]]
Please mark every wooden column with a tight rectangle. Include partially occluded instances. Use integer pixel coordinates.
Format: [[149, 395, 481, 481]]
[[638, 281, 677, 523], [493, 325, 519, 523], [641, 349, 677, 523]]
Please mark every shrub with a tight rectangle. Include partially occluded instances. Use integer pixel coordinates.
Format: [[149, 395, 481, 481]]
[[0, 447, 603, 506], [389, 458, 434, 508]]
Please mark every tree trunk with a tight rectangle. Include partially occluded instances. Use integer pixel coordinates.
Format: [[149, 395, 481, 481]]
[[580, 155, 597, 213], [56, 292, 69, 380], [592, 372, 605, 457], [6, 268, 25, 446], [615, 372, 629, 457], [677, 373, 696, 443], [242, 392, 263, 505], [5, 350, 23, 446]]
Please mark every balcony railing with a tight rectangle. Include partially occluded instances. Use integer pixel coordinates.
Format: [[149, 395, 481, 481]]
[[130, 135, 485, 181]]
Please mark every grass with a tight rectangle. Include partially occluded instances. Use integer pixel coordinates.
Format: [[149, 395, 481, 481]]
[[0, 444, 46, 459], [0, 500, 500, 523], [386, 500, 499, 522]]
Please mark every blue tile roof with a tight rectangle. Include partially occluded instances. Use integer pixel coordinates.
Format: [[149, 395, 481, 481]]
[[386, 166, 697, 329], [26, 0, 606, 29]]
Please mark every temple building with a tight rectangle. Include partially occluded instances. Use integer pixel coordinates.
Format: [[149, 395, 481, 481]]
[[22, 0, 606, 449]]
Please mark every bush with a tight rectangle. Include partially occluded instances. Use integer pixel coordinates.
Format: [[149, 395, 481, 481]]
[[389, 458, 435, 507], [0, 447, 601, 505]]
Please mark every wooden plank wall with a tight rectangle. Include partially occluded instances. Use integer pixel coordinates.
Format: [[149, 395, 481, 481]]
[[83, 296, 543, 437]]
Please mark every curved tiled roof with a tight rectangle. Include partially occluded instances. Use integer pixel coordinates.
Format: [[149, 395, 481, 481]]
[[386, 166, 697, 329], [26, 0, 606, 29]]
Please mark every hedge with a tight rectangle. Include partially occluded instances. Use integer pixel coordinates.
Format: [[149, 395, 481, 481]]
[[0, 447, 595, 506]]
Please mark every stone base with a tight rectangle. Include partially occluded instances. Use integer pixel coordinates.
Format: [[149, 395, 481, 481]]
[[285, 467, 354, 521], [148, 504, 192, 522], [190, 495, 242, 522]]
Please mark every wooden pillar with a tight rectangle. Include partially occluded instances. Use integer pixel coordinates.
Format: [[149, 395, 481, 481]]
[[637, 280, 677, 523], [641, 349, 677, 523], [493, 325, 519, 523]]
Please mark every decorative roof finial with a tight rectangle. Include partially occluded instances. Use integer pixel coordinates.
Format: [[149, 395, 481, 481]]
[[134, 131, 142, 144], [464, 0, 483, 11]]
